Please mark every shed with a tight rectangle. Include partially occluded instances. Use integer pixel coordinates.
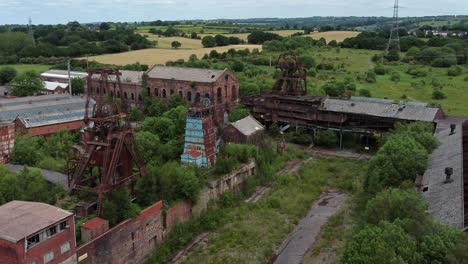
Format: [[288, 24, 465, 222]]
[[222, 115, 265, 144]]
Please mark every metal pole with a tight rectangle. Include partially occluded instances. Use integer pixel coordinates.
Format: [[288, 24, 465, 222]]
[[67, 58, 72, 98]]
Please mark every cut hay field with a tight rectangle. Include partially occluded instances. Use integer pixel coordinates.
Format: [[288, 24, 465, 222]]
[[145, 35, 203, 49], [307, 31, 360, 43], [199, 30, 359, 43], [83, 44, 262, 65]]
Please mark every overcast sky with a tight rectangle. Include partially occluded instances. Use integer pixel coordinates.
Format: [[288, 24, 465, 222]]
[[0, 0, 467, 25]]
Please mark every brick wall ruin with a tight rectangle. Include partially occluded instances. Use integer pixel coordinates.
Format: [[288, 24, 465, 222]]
[[0, 122, 15, 164]]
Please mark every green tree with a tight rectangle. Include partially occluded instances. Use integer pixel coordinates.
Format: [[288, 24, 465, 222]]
[[432, 89, 446, 100], [171, 41, 182, 49], [201, 36, 216, 48], [71, 77, 85, 95], [366, 134, 428, 192], [101, 188, 138, 226], [10, 71, 44, 96], [358, 89, 372, 97], [214, 34, 230, 46], [44, 130, 76, 159], [11, 135, 45, 166], [0, 66, 17, 84], [342, 221, 422, 264], [99, 22, 111, 31], [142, 117, 176, 143], [229, 105, 250, 123], [136, 131, 162, 163], [0, 166, 61, 205], [365, 188, 429, 225]]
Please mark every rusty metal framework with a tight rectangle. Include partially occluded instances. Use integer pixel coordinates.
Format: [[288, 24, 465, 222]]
[[68, 69, 146, 216], [272, 54, 307, 96]]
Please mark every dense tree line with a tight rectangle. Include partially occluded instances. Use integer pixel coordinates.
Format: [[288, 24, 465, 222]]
[[342, 122, 468, 263], [0, 22, 155, 63]]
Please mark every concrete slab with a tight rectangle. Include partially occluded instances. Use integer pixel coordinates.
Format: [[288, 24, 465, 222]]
[[273, 190, 347, 264]]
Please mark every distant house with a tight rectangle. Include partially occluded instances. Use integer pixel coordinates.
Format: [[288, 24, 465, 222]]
[[222, 115, 265, 145], [43, 81, 68, 95], [0, 200, 76, 264]]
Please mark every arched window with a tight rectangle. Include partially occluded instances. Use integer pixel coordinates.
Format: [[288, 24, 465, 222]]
[[155, 88, 159, 97], [187, 91, 192, 102], [195, 92, 201, 103], [232, 85, 237, 101], [138, 94, 142, 101], [103, 88, 106, 95], [124, 92, 128, 99], [204, 93, 210, 99], [162, 89, 167, 98], [170, 89, 174, 95], [110, 91, 114, 97], [179, 90, 183, 98], [97, 88, 100, 94], [217, 87, 222, 103], [117, 91, 120, 97], [131, 93, 135, 100], [147, 87, 150, 96]]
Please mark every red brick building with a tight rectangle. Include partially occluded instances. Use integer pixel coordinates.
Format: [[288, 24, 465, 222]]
[[0, 94, 91, 138], [146, 66, 239, 124], [0, 201, 76, 264], [87, 70, 144, 107], [85, 67, 239, 126]]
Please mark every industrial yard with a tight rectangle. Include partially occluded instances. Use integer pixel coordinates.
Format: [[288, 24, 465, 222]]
[[1, 2, 468, 264]]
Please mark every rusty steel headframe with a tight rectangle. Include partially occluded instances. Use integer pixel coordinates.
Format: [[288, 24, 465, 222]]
[[272, 54, 307, 96], [68, 68, 146, 216]]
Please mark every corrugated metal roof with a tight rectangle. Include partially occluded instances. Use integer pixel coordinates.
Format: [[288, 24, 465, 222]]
[[0, 201, 72, 242], [421, 125, 464, 228], [322, 98, 440, 122], [92, 70, 143, 85], [40, 70, 88, 79], [0, 95, 90, 122], [147, 66, 226, 83], [231, 115, 264, 136]]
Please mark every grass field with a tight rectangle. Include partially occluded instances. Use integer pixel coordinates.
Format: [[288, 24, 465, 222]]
[[0, 64, 50, 74], [310, 48, 468, 116], [83, 44, 262, 65], [180, 158, 366, 264], [308, 31, 360, 43]]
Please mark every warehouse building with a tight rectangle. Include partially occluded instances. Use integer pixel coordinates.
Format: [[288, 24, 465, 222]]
[[0, 201, 76, 264]]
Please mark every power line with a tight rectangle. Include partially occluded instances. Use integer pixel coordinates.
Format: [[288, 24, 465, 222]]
[[385, 0, 401, 56]]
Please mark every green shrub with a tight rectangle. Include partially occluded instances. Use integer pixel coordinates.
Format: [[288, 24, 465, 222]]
[[447, 66, 463, 76], [314, 130, 338, 148], [390, 71, 401, 82], [358, 89, 372, 97], [407, 66, 428, 77], [365, 70, 376, 83], [373, 64, 386, 75], [432, 89, 446, 100]]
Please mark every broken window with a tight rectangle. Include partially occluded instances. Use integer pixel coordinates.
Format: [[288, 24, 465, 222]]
[[131, 93, 135, 100], [162, 89, 167, 98], [187, 91, 192, 102], [232, 85, 237, 100], [59, 221, 67, 231], [27, 234, 40, 249], [46, 226, 57, 237], [155, 88, 159, 97]]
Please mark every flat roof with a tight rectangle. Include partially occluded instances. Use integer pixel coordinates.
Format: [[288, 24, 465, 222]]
[[322, 98, 441, 122], [421, 125, 464, 228], [0, 201, 72, 243], [231, 115, 264, 136]]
